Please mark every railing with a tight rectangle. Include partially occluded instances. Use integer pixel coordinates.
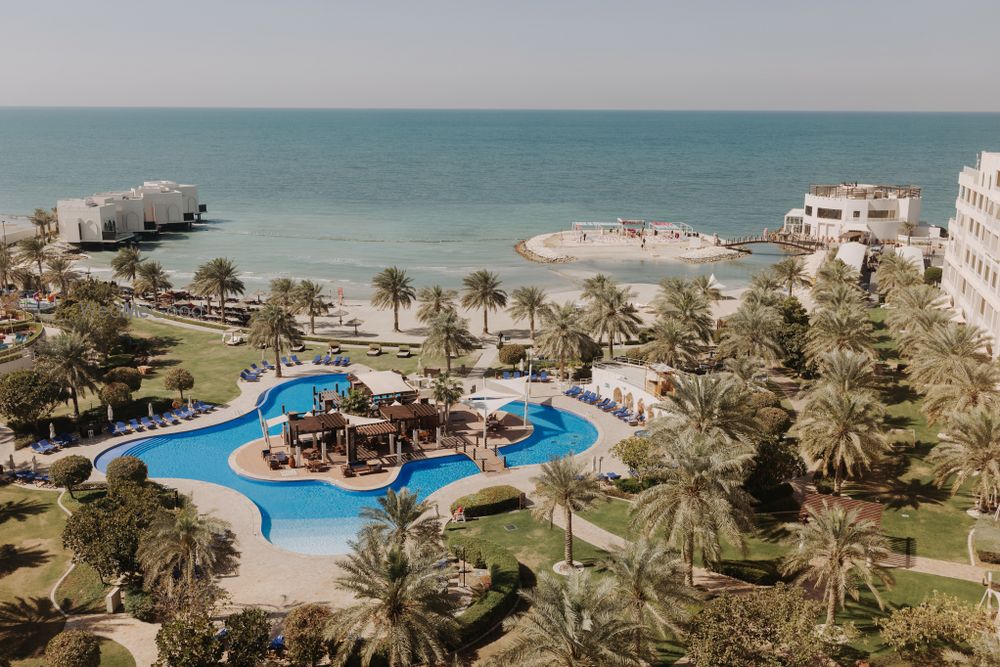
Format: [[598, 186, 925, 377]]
[[101, 230, 129, 241], [809, 184, 921, 200]]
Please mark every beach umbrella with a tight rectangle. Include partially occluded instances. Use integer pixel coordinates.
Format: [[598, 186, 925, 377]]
[[330, 308, 349, 326], [49, 422, 56, 440], [8, 454, 15, 471], [148, 403, 155, 418], [31, 456, 38, 473], [344, 318, 363, 336], [107, 404, 114, 422], [188, 398, 194, 412]]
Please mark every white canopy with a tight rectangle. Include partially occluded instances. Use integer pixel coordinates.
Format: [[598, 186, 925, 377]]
[[707, 273, 725, 291], [266, 414, 289, 428], [462, 388, 520, 418], [344, 413, 389, 426], [835, 242, 868, 273], [894, 245, 924, 270], [487, 376, 528, 395], [352, 370, 415, 397]]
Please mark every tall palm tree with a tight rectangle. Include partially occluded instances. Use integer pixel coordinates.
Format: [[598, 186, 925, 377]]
[[805, 305, 875, 361], [814, 349, 877, 396], [531, 455, 602, 570], [133, 260, 171, 303], [896, 308, 954, 356], [294, 280, 327, 334], [247, 303, 302, 378], [772, 256, 810, 296], [928, 406, 1000, 512], [42, 255, 80, 295], [781, 504, 892, 626], [191, 257, 245, 324], [908, 323, 991, 390], [461, 269, 507, 335], [586, 285, 641, 358], [797, 386, 888, 494], [535, 302, 595, 380], [814, 258, 859, 291], [110, 246, 143, 283], [17, 237, 50, 293], [358, 488, 437, 551], [581, 273, 615, 303], [722, 356, 767, 393], [486, 572, 647, 667], [370, 267, 415, 333], [0, 243, 24, 292], [655, 285, 713, 344], [649, 373, 756, 443], [922, 360, 1000, 425], [327, 541, 457, 667], [749, 270, 783, 295], [421, 310, 478, 373], [717, 301, 783, 362], [884, 284, 948, 335], [640, 317, 699, 369], [138, 505, 232, 596], [30, 208, 50, 237], [508, 285, 551, 339], [431, 374, 462, 433], [415, 284, 457, 325], [874, 252, 922, 298], [812, 282, 866, 312], [599, 539, 696, 659], [690, 274, 722, 302], [268, 277, 298, 313], [34, 332, 99, 418], [632, 431, 755, 586]]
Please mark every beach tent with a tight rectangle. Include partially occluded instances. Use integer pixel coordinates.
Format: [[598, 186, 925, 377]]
[[835, 242, 868, 274], [894, 245, 925, 270], [462, 387, 522, 446]]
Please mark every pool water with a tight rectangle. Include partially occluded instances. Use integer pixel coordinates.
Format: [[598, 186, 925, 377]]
[[94, 375, 598, 554]]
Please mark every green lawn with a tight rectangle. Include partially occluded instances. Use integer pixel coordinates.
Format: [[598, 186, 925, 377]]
[[54, 563, 109, 615], [579, 496, 634, 539], [14, 636, 136, 667]]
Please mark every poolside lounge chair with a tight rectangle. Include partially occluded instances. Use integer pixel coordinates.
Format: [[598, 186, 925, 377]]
[[52, 432, 79, 447], [128, 418, 143, 432], [140, 416, 156, 430], [261, 359, 276, 371], [539, 370, 550, 382], [512, 371, 521, 379], [601, 402, 618, 412], [250, 363, 264, 374], [606, 471, 622, 481], [162, 412, 180, 425], [195, 400, 215, 413], [330, 355, 341, 366], [280, 356, 292, 367], [240, 370, 260, 382], [564, 385, 581, 396], [594, 398, 611, 409], [30, 441, 55, 454], [341, 356, 350, 366], [502, 371, 511, 380], [312, 354, 323, 364], [112, 421, 129, 435], [152, 414, 170, 428], [291, 355, 303, 365], [321, 354, 332, 365]]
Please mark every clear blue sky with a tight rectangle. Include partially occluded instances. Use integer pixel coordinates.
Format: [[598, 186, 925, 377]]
[[3, 0, 998, 111]]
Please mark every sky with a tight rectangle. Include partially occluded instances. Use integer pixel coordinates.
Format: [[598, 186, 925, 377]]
[[2, 0, 999, 111]]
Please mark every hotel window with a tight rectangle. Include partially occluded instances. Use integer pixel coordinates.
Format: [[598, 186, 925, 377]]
[[817, 208, 842, 220], [868, 209, 893, 219], [853, 211, 861, 219], [805, 206, 813, 215]]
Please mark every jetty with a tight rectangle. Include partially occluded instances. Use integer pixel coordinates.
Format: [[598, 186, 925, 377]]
[[442, 434, 506, 472], [722, 233, 825, 254]]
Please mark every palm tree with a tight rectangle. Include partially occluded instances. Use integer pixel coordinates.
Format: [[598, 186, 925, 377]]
[[599, 539, 696, 659], [772, 256, 810, 296], [17, 237, 50, 293], [327, 541, 458, 667], [508, 286, 551, 340], [371, 267, 415, 333], [486, 572, 647, 667], [690, 274, 723, 302], [632, 431, 755, 586], [781, 503, 892, 626], [34, 332, 99, 418], [640, 317, 699, 369], [717, 301, 783, 362], [805, 305, 875, 361], [431, 374, 462, 433], [247, 303, 302, 378], [929, 406, 1000, 512], [722, 356, 767, 393], [415, 285, 457, 325], [874, 252, 922, 298], [110, 246, 143, 283], [649, 373, 756, 443], [749, 270, 783, 295], [268, 277, 298, 313], [294, 280, 327, 334], [581, 273, 615, 302], [586, 285, 641, 358], [814, 258, 859, 290], [138, 505, 232, 596], [896, 308, 953, 355], [812, 282, 866, 312], [884, 284, 948, 335], [0, 243, 24, 292], [531, 455, 602, 570], [191, 257, 245, 324], [922, 360, 1000, 425], [655, 285, 713, 344], [30, 208, 50, 237], [797, 386, 888, 494], [908, 323, 991, 390], [814, 349, 877, 395], [42, 255, 80, 295], [535, 302, 595, 380], [133, 260, 171, 303], [461, 269, 507, 335], [421, 310, 478, 373], [358, 488, 437, 551]]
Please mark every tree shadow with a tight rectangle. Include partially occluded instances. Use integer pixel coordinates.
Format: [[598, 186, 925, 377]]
[[0, 497, 47, 525], [0, 543, 52, 577], [0, 596, 65, 661]]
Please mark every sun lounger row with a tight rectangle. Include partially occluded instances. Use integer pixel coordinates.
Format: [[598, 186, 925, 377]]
[[500, 370, 550, 382], [29, 432, 80, 455], [281, 355, 304, 367], [2, 469, 52, 486], [312, 354, 352, 367], [562, 386, 646, 426], [109, 402, 216, 436]]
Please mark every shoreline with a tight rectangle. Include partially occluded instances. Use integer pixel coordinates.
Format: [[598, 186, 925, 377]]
[[522, 229, 746, 265]]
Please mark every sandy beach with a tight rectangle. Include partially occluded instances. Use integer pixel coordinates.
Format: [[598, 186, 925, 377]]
[[524, 230, 742, 264]]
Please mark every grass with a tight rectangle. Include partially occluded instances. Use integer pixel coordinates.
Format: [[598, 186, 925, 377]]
[[578, 496, 634, 539], [54, 563, 109, 615], [14, 637, 136, 667]]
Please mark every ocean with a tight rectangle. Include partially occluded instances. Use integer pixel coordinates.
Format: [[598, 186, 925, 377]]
[[1, 108, 998, 296]]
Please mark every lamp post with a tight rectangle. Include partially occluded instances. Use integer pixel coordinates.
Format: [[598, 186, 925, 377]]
[[522, 350, 533, 426]]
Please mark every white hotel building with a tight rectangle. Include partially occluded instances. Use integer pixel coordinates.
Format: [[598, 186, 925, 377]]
[[57, 181, 204, 246], [942, 152, 1000, 353], [782, 183, 922, 243]]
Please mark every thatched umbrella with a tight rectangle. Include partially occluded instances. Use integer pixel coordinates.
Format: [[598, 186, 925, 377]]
[[330, 308, 349, 326], [344, 317, 363, 336]]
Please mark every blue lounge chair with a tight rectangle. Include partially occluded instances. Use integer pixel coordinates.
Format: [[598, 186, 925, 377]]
[[563, 385, 581, 396], [341, 356, 350, 366], [140, 416, 156, 430], [240, 370, 259, 382], [606, 471, 622, 481], [30, 441, 55, 454], [321, 355, 332, 365], [179, 407, 196, 420], [195, 400, 215, 413], [129, 418, 143, 432], [502, 371, 511, 380], [113, 421, 130, 435], [513, 371, 521, 379], [262, 360, 276, 371], [280, 356, 292, 367], [328, 355, 339, 365], [15, 470, 36, 482], [52, 432, 78, 447], [152, 414, 169, 428], [312, 354, 323, 364], [596, 398, 611, 409], [539, 370, 550, 382], [291, 355, 303, 365], [163, 412, 180, 425], [250, 363, 263, 374], [601, 402, 618, 412], [269, 634, 285, 652]]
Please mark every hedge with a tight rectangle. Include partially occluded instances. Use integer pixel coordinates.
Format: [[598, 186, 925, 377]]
[[445, 535, 520, 644], [710, 558, 785, 586], [450, 485, 523, 518], [614, 477, 659, 495], [977, 550, 1000, 565]]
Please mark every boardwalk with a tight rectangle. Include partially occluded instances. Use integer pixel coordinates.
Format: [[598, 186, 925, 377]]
[[722, 234, 824, 253]]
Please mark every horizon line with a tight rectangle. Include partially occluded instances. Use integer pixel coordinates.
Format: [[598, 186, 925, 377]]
[[1, 105, 999, 114]]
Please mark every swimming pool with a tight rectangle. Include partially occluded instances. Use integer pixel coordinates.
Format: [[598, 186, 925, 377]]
[[94, 374, 598, 554]]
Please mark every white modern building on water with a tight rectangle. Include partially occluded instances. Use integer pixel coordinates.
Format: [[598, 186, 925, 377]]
[[942, 151, 1000, 355], [782, 183, 922, 243], [56, 181, 205, 246]]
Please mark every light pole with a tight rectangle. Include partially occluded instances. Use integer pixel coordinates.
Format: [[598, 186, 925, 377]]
[[522, 349, 533, 426]]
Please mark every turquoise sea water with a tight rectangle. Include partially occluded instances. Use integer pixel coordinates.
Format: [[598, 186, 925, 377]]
[[1, 109, 998, 293], [93, 374, 598, 554]]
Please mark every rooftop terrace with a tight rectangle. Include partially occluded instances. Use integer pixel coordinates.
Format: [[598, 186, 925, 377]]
[[809, 183, 921, 200]]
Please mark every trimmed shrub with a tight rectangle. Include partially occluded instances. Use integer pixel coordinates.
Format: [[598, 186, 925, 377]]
[[924, 266, 943, 285], [164, 368, 195, 401], [224, 607, 271, 667], [105, 456, 148, 488], [44, 629, 100, 667], [50, 455, 93, 498], [977, 550, 1000, 565], [450, 485, 522, 518], [747, 390, 779, 410], [710, 559, 785, 586], [614, 477, 658, 495], [123, 587, 157, 622], [445, 535, 520, 644], [755, 406, 790, 436], [497, 344, 527, 367], [283, 603, 333, 666], [99, 382, 132, 408], [103, 366, 142, 392]]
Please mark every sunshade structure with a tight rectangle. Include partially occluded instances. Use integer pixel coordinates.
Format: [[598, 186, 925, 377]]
[[330, 308, 349, 325], [462, 387, 522, 446], [351, 370, 418, 405], [379, 402, 440, 433], [835, 242, 868, 274], [344, 317, 364, 336], [894, 245, 924, 270]]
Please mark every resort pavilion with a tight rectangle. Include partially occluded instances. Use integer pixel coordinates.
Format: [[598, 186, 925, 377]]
[[349, 370, 419, 406], [378, 402, 441, 445]]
